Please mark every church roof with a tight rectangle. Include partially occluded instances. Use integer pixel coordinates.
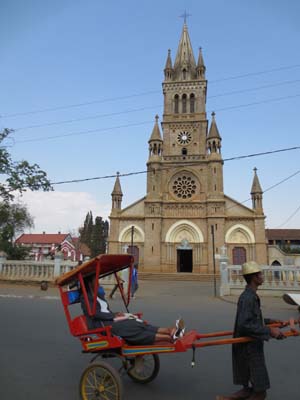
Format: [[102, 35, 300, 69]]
[[112, 173, 123, 195], [251, 168, 263, 193], [149, 115, 162, 142], [207, 112, 221, 139], [174, 23, 196, 73]]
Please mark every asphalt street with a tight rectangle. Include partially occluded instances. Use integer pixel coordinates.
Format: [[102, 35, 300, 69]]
[[1, 280, 299, 400]]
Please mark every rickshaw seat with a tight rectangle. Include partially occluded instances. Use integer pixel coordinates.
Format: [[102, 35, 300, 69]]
[[71, 315, 89, 336]]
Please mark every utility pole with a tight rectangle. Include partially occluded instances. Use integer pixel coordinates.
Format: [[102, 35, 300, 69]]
[[211, 225, 217, 297]]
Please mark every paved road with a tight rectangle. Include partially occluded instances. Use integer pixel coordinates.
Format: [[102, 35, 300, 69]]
[[1, 281, 299, 400]]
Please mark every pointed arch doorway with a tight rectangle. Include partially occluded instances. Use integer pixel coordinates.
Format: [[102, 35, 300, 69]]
[[177, 239, 193, 272]]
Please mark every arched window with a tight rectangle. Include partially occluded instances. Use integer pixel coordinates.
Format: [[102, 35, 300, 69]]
[[190, 93, 195, 113], [182, 94, 187, 113], [182, 148, 187, 155], [182, 69, 187, 80], [174, 94, 179, 114], [232, 247, 246, 265]]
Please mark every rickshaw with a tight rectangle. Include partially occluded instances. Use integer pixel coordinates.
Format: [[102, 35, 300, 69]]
[[56, 254, 300, 400]]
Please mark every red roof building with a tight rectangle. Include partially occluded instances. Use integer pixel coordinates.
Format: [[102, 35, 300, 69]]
[[15, 232, 81, 261]]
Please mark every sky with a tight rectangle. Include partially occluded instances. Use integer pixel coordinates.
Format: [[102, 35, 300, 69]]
[[1, 0, 300, 235]]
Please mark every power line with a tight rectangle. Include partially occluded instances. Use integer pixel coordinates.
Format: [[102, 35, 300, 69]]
[[14, 94, 300, 144], [276, 203, 300, 228], [209, 78, 300, 99], [226, 168, 300, 211], [209, 64, 300, 84], [13, 78, 300, 132], [51, 145, 300, 185], [214, 93, 300, 113], [13, 105, 161, 131], [223, 146, 300, 162], [2, 63, 300, 119], [1, 90, 160, 119], [15, 121, 154, 143]]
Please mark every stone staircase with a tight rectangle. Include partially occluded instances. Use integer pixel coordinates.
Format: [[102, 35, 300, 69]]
[[139, 272, 220, 282]]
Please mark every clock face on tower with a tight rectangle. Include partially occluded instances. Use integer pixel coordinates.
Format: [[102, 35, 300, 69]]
[[176, 131, 192, 145]]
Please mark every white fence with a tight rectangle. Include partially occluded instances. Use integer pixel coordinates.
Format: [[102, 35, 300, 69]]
[[0, 256, 128, 292], [0, 257, 77, 282], [220, 264, 300, 296]]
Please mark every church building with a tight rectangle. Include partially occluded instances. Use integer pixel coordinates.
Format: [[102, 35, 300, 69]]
[[108, 23, 267, 273]]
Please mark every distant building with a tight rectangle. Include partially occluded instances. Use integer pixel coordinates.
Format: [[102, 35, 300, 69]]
[[108, 22, 267, 273], [15, 232, 82, 261], [266, 229, 300, 266]]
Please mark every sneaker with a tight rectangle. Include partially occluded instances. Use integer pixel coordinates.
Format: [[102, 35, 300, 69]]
[[175, 317, 185, 330], [173, 318, 185, 340]]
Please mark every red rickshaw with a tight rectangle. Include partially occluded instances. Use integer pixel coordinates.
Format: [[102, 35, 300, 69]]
[[56, 254, 299, 400]]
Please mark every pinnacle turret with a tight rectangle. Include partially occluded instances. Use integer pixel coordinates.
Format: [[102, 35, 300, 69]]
[[148, 115, 163, 160], [112, 172, 123, 196], [149, 115, 163, 142], [196, 47, 206, 79], [251, 168, 263, 213], [207, 112, 222, 154], [111, 172, 123, 210], [251, 167, 263, 194], [164, 49, 173, 81]]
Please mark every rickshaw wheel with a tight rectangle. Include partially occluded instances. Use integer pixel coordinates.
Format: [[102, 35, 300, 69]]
[[80, 362, 123, 400], [126, 354, 160, 384]]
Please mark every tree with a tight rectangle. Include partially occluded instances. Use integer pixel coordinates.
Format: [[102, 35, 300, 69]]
[[0, 202, 33, 259], [0, 128, 52, 202], [79, 211, 93, 246], [0, 128, 52, 258], [79, 212, 109, 257]]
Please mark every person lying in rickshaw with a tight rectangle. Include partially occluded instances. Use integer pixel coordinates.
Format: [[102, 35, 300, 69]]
[[80, 274, 184, 345]]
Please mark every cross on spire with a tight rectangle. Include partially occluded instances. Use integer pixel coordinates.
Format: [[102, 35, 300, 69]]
[[179, 10, 191, 24]]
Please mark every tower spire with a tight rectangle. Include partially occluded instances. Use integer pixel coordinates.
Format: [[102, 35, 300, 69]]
[[164, 49, 173, 81], [251, 168, 263, 213], [148, 115, 163, 160], [207, 112, 222, 154], [173, 21, 196, 80], [196, 47, 206, 79], [111, 172, 123, 210]]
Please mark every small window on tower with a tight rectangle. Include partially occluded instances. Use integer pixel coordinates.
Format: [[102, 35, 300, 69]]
[[190, 94, 195, 113], [174, 94, 179, 113], [183, 69, 187, 80], [182, 94, 187, 113], [182, 148, 187, 155]]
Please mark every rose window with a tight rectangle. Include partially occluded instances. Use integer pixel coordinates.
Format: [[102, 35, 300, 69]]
[[177, 131, 192, 145], [172, 175, 197, 199]]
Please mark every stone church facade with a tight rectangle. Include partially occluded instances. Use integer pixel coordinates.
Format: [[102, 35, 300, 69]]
[[108, 23, 267, 273]]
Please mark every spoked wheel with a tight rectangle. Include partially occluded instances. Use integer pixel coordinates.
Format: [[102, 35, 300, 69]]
[[126, 354, 160, 384], [80, 361, 123, 400]]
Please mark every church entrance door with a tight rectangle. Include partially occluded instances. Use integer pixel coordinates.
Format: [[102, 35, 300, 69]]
[[177, 249, 193, 272]]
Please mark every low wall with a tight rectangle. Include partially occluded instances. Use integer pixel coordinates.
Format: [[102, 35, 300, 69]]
[[0, 258, 77, 283], [0, 256, 124, 291], [220, 264, 300, 297]]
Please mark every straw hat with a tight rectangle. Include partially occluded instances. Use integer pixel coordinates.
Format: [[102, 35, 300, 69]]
[[242, 261, 262, 276]]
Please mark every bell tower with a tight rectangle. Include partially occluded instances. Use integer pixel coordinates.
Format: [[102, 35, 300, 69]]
[[162, 23, 208, 159]]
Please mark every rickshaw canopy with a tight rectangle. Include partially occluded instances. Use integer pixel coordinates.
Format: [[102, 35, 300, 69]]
[[56, 254, 134, 286]]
